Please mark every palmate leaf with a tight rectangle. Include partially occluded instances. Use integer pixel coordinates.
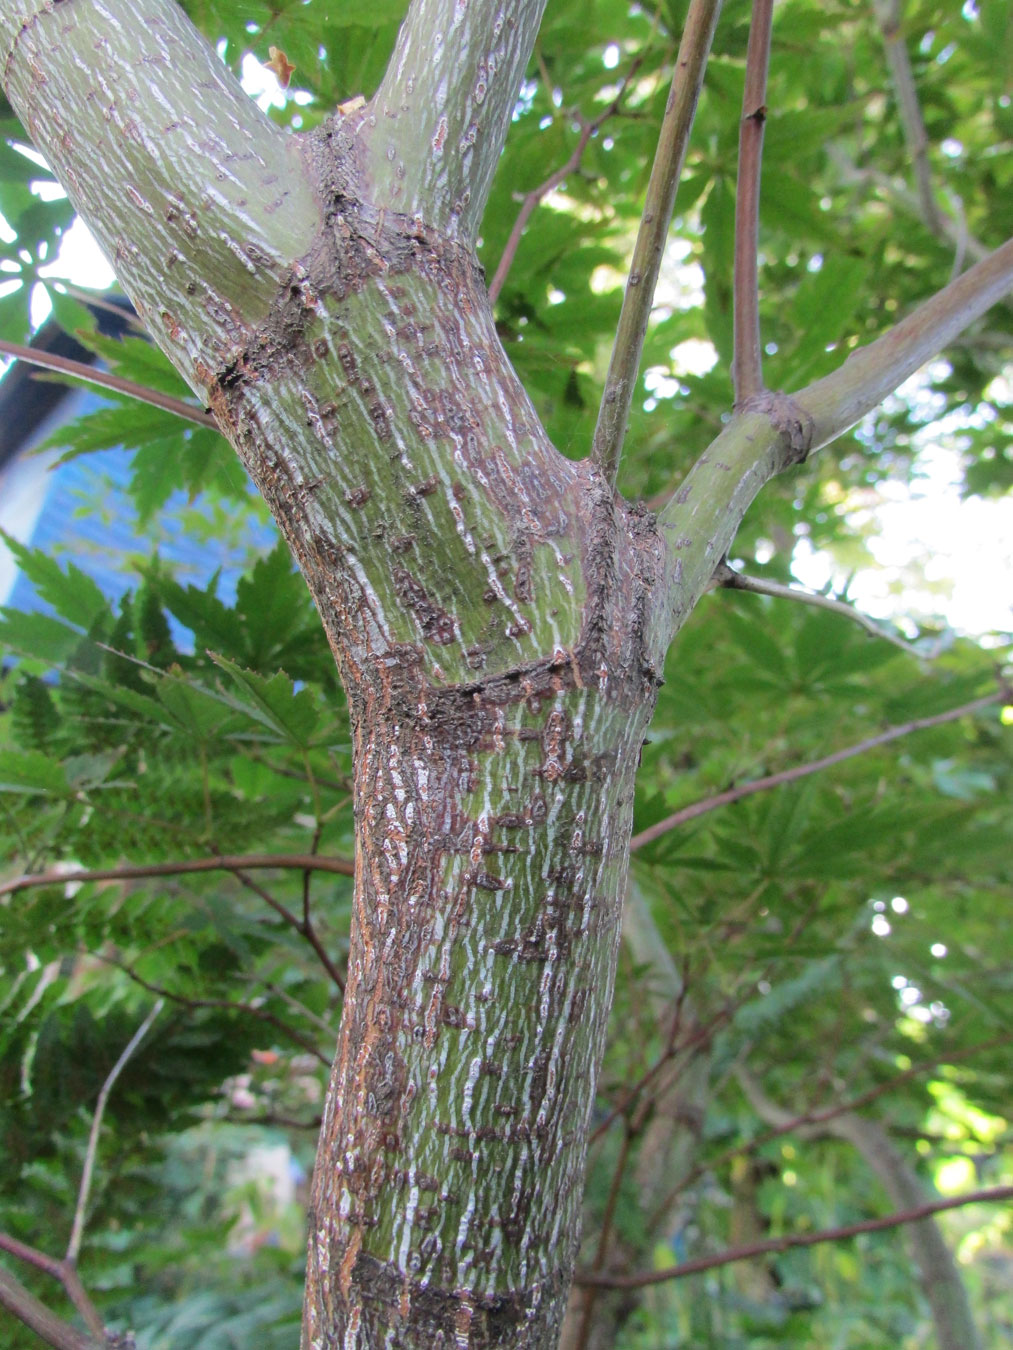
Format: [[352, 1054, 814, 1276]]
[[66, 328, 197, 398], [209, 653, 320, 750], [36, 398, 185, 465], [0, 746, 68, 795], [9, 674, 61, 752], [0, 529, 108, 629], [0, 607, 88, 663]]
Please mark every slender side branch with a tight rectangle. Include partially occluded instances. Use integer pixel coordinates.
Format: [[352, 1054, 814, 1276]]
[[592, 0, 723, 487], [654, 236, 1013, 651], [798, 235, 1013, 448], [489, 60, 641, 304], [0, 853, 355, 900], [363, 0, 550, 241], [732, 0, 774, 404], [68, 1002, 164, 1265], [0, 1264, 100, 1350], [0, 0, 322, 391], [874, 0, 943, 234], [228, 866, 346, 993], [0, 338, 217, 429], [712, 561, 929, 658], [827, 148, 1008, 294], [647, 1032, 1013, 1220], [630, 689, 1002, 851], [577, 1186, 1013, 1288], [102, 959, 331, 1067]]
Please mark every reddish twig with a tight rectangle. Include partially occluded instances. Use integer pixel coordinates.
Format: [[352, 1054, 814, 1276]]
[[732, 0, 774, 404], [0, 852, 355, 900], [577, 1185, 1013, 1288], [0, 336, 216, 429], [630, 689, 1002, 852], [228, 864, 345, 994]]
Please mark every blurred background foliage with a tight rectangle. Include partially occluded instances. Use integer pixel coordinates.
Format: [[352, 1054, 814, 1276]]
[[0, 0, 1010, 1345]]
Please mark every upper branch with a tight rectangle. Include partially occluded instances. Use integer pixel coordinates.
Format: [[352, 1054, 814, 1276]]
[[874, 0, 944, 234], [0, 0, 320, 392], [650, 235, 1013, 653], [362, 0, 549, 241], [592, 0, 723, 488], [732, 0, 774, 404]]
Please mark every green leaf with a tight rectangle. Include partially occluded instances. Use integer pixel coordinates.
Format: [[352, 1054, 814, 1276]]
[[0, 531, 108, 629], [209, 653, 319, 749], [0, 747, 69, 795]]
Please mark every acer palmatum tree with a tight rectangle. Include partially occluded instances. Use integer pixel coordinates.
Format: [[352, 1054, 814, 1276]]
[[0, 0, 1010, 1346]]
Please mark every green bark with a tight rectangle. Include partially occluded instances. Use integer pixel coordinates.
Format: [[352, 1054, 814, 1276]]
[[2, 1, 1008, 1344]]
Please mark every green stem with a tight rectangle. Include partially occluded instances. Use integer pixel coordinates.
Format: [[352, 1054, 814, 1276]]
[[732, 0, 774, 404], [592, 0, 723, 486]]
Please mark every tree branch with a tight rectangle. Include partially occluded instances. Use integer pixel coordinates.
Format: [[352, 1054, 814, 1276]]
[[227, 865, 346, 994], [732, 0, 774, 404], [712, 560, 929, 658], [0, 337, 217, 429], [827, 148, 1009, 298], [0, 1235, 106, 1344], [655, 235, 1013, 648], [736, 1066, 981, 1350], [592, 0, 723, 487], [68, 1001, 164, 1266], [577, 1186, 1013, 1288], [630, 688, 1002, 852], [101, 958, 331, 1067], [647, 1032, 1013, 1223], [0, 1262, 101, 1350], [363, 0, 550, 241], [0, 853, 355, 901], [0, 0, 321, 390], [488, 59, 642, 304], [873, 0, 943, 235], [798, 235, 1013, 448]]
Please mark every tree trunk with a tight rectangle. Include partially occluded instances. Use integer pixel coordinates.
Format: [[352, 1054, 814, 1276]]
[[4, 1, 1011, 1344]]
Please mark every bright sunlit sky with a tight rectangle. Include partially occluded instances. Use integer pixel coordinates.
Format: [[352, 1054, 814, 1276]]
[[9, 51, 1013, 643]]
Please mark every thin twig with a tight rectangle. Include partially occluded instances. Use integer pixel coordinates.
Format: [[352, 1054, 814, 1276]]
[[68, 1001, 164, 1265], [643, 1031, 1013, 1228], [228, 865, 346, 993], [732, 0, 774, 404], [873, 0, 943, 235], [488, 58, 643, 304], [0, 336, 217, 429], [592, 0, 723, 487], [0, 852, 355, 900], [712, 560, 930, 658], [100, 957, 331, 1066], [630, 689, 1002, 852], [0, 333, 216, 426], [577, 1185, 1013, 1288], [573, 1125, 634, 1350]]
